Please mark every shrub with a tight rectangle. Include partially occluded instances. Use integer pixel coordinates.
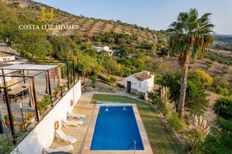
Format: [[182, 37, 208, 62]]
[[193, 69, 213, 86], [106, 76, 116, 85], [24, 113, 34, 124], [168, 113, 185, 133], [160, 71, 209, 115], [213, 97, 232, 119], [205, 51, 232, 65], [148, 90, 161, 104], [38, 96, 51, 114], [138, 92, 145, 100], [148, 89, 171, 116], [53, 86, 65, 98], [213, 86, 231, 96], [200, 133, 232, 154], [0, 135, 13, 154], [211, 76, 232, 96], [200, 97, 232, 153], [116, 83, 125, 89], [90, 74, 98, 88], [188, 115, 210, 147]]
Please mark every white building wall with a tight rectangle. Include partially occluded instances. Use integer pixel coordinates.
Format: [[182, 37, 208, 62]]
[[0, 56, 15, 62], [138, 75, 154, 93], [125, 76, 139, 90], [125, 75, 154, 94], [10, 81, 82, 154], [103, 46, 109, 51]]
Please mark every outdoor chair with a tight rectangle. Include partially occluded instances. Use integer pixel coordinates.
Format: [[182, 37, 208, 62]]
[[43, 145, 73, 153], [55, 130, 77, 144], [62, 119, 83, 127], [67, 112, 86, 119]]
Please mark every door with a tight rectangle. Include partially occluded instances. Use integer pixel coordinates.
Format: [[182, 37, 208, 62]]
[[126, 81, 131, 93]]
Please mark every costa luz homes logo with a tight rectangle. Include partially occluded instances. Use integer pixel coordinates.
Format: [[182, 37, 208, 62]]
[[40, 6, 55, 21], [18, 6, 80, 35]]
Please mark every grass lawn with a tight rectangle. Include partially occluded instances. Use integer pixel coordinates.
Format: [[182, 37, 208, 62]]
[[92, 94, 185, 154]]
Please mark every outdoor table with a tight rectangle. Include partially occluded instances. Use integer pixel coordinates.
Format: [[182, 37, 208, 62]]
[[8, 87, 29, 103]]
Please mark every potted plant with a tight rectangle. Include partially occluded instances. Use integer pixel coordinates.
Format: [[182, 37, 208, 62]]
[[53, 86, 66, 98], [53, 87, 61, 99], [38, 96, 51, 115], [60, 85, 66, 93], [24, 113, 35, 125]]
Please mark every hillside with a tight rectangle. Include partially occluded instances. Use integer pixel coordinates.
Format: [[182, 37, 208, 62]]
[[1, 0, 231, 95], [213, 35, 232, 51], [216, 34, 232, 44], [4, 0, 166, 45]]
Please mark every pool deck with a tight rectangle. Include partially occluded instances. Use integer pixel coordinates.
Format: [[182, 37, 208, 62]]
[[50, 92, 95, 153], [50, 92, 153, 154]]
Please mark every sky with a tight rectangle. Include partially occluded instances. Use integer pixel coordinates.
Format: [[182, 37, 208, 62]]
[[33, 0, 232, 35]]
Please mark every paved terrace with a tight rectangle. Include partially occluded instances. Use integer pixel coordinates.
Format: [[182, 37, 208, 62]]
[[50, 92, 95, 154]]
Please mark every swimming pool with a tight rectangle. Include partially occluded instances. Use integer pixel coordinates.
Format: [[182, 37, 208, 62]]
[[90, 105, 144, 150]]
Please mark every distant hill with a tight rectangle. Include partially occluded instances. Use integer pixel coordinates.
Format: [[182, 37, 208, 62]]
[[4, 0, 166, 45], [213, 35, 232, 51], [215, 34, 232, 44]]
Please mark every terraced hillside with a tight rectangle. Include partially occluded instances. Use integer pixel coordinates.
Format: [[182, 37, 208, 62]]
[[4, 0, 166, 45]]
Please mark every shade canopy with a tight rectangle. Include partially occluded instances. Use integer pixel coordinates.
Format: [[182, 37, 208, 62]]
[[1, 64, 58, 71]]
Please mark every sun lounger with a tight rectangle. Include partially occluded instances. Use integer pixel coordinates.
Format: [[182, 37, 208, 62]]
[[62, 119, 83, 127], [68, 112, 86, 119], [55, 130, 77, 144], [44, 145, 73, 153]]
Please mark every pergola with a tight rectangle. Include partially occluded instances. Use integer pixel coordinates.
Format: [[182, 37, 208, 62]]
[[0, 63, 68, 144], [2, 64, 57, 71]]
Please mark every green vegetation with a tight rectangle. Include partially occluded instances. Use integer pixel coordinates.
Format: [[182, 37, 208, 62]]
[[1, 1, 231, 153], [168, 9, 214, 118], [0, 1, 165, 80], [199, 97, 232, 153], [93, 32, 137, 46], [157, 70, 209, 115], [211, 76, 232, 96], [213, 43, 232, 51], [92, 94, 186, 154], [168, 112, 185, 133], [0, 136, 13, 154], [214, 35, 232, 50], [193, 69, 213, 87], [205, 51, 232, 65], [37, 96, 52, 115]]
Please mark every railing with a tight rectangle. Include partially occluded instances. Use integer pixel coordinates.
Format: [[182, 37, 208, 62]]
[[129, 139, 137, 154], [10, 81, 82, 154]]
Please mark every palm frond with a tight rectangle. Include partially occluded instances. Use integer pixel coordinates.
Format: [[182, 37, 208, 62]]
[[168, 8, 214, 66]]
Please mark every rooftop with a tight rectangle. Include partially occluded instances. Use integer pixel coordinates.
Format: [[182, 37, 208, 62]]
[[133, 71, 152, 81], [0, 52, 13, 57]]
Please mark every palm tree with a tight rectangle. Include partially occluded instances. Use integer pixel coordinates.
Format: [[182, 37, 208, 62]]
[[168, 9, 214, 118]]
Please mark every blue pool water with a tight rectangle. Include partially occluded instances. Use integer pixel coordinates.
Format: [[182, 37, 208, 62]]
[[90, 105, 144, 150]]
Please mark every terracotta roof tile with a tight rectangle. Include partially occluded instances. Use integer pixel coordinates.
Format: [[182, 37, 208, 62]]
[[133, 71, 152, 81]]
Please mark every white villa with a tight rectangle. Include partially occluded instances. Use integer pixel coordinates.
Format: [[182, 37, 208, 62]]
[[0, 44, 153, 154], [0, 54, 15, 62], [0, 43, 27, 64], [94, 45, 115, 56], [125, 71, 154, 99]]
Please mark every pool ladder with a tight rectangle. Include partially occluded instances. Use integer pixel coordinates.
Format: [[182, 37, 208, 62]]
[[129, 139, 136, 154]]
